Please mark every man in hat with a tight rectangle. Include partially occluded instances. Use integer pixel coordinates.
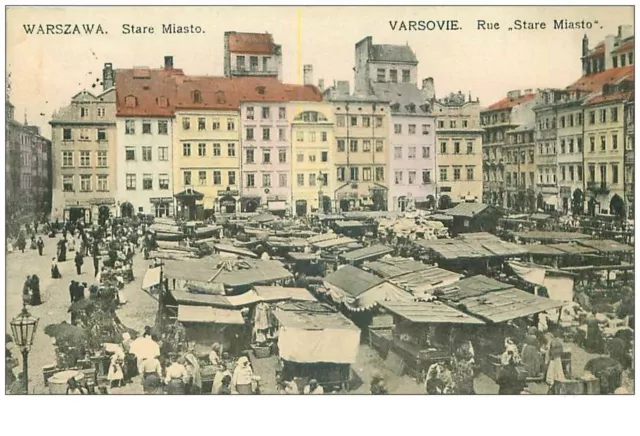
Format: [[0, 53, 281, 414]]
[[74, 250, 84, 275], [36, 236, 45, 256]]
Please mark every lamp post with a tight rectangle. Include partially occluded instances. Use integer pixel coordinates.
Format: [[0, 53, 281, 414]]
[[10, 304, 39, 394]]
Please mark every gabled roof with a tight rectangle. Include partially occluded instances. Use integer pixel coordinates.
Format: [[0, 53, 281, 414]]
[[567, 65, 634, 93], [371, 44, 418, 64], [586, 41, 605, 57], [227, 32, 275, 55], [116, 68, 181, 117], [444, 202, 490, 218], [485, 93, 536, 111], [324, 265, 385, 297], [583, 90, 634, 106]]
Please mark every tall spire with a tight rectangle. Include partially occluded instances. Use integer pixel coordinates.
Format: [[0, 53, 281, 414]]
[[24, 109, 28, 126]]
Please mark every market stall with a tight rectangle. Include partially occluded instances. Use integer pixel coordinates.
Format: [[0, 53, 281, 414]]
[[339, 244, 393, 266]]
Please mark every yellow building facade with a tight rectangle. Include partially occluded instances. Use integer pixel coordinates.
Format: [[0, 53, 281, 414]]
[[288, 102, 335, 215]]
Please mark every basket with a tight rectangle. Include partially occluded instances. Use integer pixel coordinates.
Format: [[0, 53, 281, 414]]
[[252, 345, 272, 359]]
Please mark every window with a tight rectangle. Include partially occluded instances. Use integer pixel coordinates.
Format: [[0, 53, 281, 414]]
[[612, 164, 619, 184], [394, 171, 403, 185], [142, 146, 152, 161], [611, 107, 619, 122], [228, 143, 236, 157], [183, 171, 191, 186], [62, 175, 74, 192], [321, 151, 328, 162], [125, 120, 135, 135], [279, 128, 286, 141], [462, 120, 468, 128], [568, 139, 574, 153], [262, 107, 270, 119], [246, 128, 254, 140], [350, 116, 358, 127], [309, 132, 316, 142], [577, 113, 583, 125], [309, 173, 317, 187], [263, 173, 271, 187], [375, 167, 385, 182], [422, 147, 430, 158], [389, 69, 398, 83], [262, 128, 271, 141], [600, 136, 606, 151], [363, 140, 371, 152], [182, 117, 191, 130], [376, 116, 383, 128], [183, 143, 191, 157], [466, 167, 474, 181], [97, 107, 105, 118], [377, 69, 385, 82], [408, 124, 416, 135], [246, 107, 254, 120], [63, 128, 72, 140], [569, 166, 575, 181], [212, 143, 221, 157], [560, 140, 566, 154], [350, 167, 359, 181], [577, 137, 583, 153], [402, 70, 411, 83], [337, 139, 345, 152], [80, 106, 89, 118], [454, 142, 461, 154], [394, 124, 402, 134], [450, 120, 457, 129], [158, 147, 168, 161], [228, 171, 236, 186], [96, 151, 107, 167], [453, 168, 461, 180], [156, 120, 167, 135], [195, 117, 205, 131], [96, 175, 108, 192], [422, 170, 431, 184], [440, 142, 447, 154], [612, 134, 618, 150], [142, 174, 153, 190], [337, 115, 346, 127], [140, 120, 151, 134], [79, 129, 90, 140], [408, 147, 416, 159], [263, 149, 271, 164], [420, 124, 429, 136], [599, 109, 607, 123], [629, 52, 634, 64], [577, 166, 583, 181], [309, 154, 316, 162], [297, 174, 304, 187], [600, 165, 607, 183], [79, 175, 91, 192], [375, 140, 383, 153], [350, 140, 358, 152], [227, 118, 235, 131], [337, 167, 346, 182], [279, 173, 287, 187], [97, 128, 106, 141], [236, 56, 245, 70], [321, 131, 327, 142], [198, 143, 207, 157], [159, 174, 169, 190], [126, 173, 137, 190], [588, 165, 595, 182], [438, 120, 444, 128], [589, 136, 595, 152], [588, 111, 595, 125], [440, 167, 448, 181], [297, 153, 304, 162], [246, 174, 255, 187], [408, 171, 416, 185], [62, 151, 74, 167], [279, 149, 287, 163], [621, 54, 626, 66], [296, 131, 304, 142], [561, 166, 566, 181], [394, 147, 402, 159], [213, 171, 222, 185], [279, 107, 286, 120], [125, 148, 136, 161], [246, 149, 255, 164], [192, 91, 202, 104], [212, 119, 221, 130], [560, 116, 565, 128]]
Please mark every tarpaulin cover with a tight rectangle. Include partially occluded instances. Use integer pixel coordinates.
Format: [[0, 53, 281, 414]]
[[507, 261, 574, 303], [276, 326, 360, 364], [142, 267, 162, 290]]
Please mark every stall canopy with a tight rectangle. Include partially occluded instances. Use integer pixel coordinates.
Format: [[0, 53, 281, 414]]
[[273, 301, 361, 364], [214, 244, 259, 258], [415, 238, 526, 260], [339, 245, 393, 263], [427, 213, 454, 223], [142, 266, 162, 290], [389, 266, 463, 297], [177, 305, 245, 324], [507, 261, 576, 302], [363, 257, 431, 279], [529, 213, 551, 221], [511, 231, 593, 242], [576, 239, 634, 254], [548, 243, 598, 255], [312, 236, 357, 249], [324, 265, 385, 297], [334, 220, 366, 229], [525, 244, 568, 257], [252, 286, 317, 302], [287, 252, 320, 261], [379, 301, 484, 325]]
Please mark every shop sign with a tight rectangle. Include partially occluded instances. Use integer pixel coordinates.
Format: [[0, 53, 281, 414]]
[[218, 189, 239, 197]]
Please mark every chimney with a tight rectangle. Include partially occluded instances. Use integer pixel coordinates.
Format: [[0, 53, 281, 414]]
[[318, 79, 325, 91], [524, 88, 532, 94], [164, 56, 174, 70], [303, 64, 313, 86], [619, 25, 633, 40], [507, 90, 521, 99], [604, 34, 616, 70], [337, 80, 350, 96], [102, 62, 114, 90], [421, 77, 435, 100]]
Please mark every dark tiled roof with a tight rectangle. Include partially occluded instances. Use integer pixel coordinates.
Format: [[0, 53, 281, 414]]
[[370, 83, 430, 114], [371, 44, 418, 63]]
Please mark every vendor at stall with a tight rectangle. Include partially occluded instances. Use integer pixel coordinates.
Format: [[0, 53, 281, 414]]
[[165, 355, 188, 395], [231, 356, 254, 395]]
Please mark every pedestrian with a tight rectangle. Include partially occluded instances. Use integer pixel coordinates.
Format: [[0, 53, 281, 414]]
[[497, 353, 526, 395], [74, 251, 84, 275], [30, 235, 37, 250], [69, 280, 77, 303], [51, 257, 62, 279], [22, 276, 32, 306], [30, 275, 42, 306], [36, 237, 44, 256], [93, 254, 100, 277], [34, 220, 38, 235], [16, 232, 26, 253]]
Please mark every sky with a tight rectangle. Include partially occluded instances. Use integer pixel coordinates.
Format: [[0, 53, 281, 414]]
[[6, 5, 634, 137]]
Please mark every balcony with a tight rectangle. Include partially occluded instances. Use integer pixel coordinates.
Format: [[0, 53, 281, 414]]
[[587, 181, 610, 195], [230, 68, 278, 77]]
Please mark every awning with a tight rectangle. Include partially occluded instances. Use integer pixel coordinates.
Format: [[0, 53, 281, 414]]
[[142, 267, 162, 290], [174, 189, 204, 200], [177, 305, 245, 324], [268, 201, 287, 211], [543, 195, 557, 206]]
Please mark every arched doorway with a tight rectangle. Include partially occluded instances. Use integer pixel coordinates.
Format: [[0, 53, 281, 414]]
[[120, 202, 134, 218], [536, 193, 544, 211], [98, 205, 110, 225], [220, 195, 236, 214], [426, 195, 436, 210], [339, 199, 350, 212], [295, 200, 308, 217], [322, 196, 332, 214], [609, 194, 625, 218], [438, 195, 452, 210], [571, 189, 584, 216], [398, 196, 407, 212], [245, 200, 258, 213]]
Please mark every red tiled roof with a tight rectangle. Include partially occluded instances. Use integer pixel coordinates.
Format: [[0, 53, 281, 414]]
[[227, 32, 274, 55], [567, 65, 634, 93], [174, 76, 323, 110], [612, 39, 634, 55], [485, 93, 536, 111], [116, 68, 183, 117], [583, 90, 634, 106], [587, 41, 605, 57]]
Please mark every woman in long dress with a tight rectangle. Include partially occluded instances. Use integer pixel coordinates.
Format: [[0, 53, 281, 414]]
[[164, 355, 188, 395], [139, 356, 164, 395], [108, 351, 125, 388], [51, 258, 62, 279], [231, 356, 254, 394]]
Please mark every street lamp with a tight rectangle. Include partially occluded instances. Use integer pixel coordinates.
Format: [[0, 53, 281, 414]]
[[10, 304, 39, 394]]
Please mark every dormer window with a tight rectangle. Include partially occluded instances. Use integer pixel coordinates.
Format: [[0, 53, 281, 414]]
[[192, 90, 202, 104], [157, 96, 168, 108], [216, 91, 226, 104], [125, 95, 137, 108], [256, 86, 266, 95]]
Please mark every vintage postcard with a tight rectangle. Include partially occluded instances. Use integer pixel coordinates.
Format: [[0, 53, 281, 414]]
[[4, 4, 635, 399]]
